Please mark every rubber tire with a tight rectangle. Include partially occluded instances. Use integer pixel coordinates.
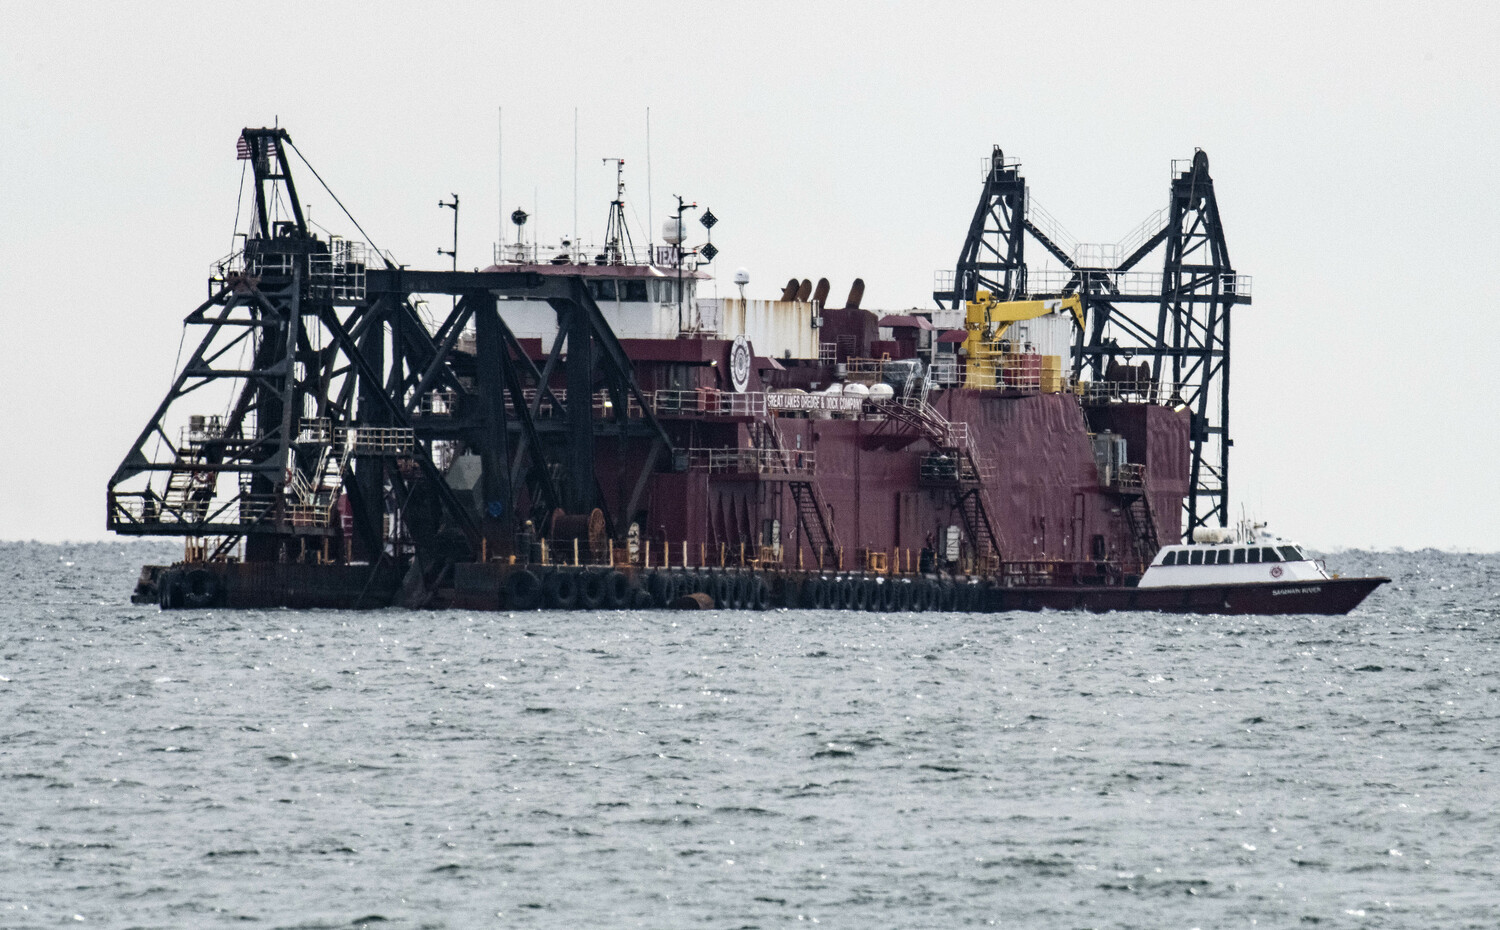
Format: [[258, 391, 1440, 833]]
[[631, 587, 655, 609], [911, 581, 932, 611], [159, 570, 185, 610], [577, 572, 606, 610], [880, 580, 899, 611], [837, 579, 857, 610], [182, 569, 219, 609], [850, 578, 869, 611], [750, 576, 772, 611], [936, 581, 955, 612], [504, 569, 543, 610], [543, 571, 579, 610], [895, 580, 913, 611], [603, 571, 630, 609], [648, 572, 672, 608]]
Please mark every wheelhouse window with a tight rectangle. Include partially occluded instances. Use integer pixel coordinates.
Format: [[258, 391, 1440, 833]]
[[1233, 547, 1246, 564], [621, 280, 648, 302], [1217, 549, 1232, 565], [1189, 550, 1205, 565], [1160, 550, 1178, 565], [1261, 547, 1282, 562], [1247, 547, 1261, 563], [1278, 545, 1304, 562], [588, 279, 617, 301], [651, 280, 678, 304]]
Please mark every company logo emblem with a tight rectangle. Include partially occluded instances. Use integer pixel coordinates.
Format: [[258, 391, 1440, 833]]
[[729, 335, 751, 393], [1270, 565, 1284, 579]]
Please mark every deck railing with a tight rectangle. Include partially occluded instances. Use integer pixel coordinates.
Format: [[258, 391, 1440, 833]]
[[687, 447, 816, 475]]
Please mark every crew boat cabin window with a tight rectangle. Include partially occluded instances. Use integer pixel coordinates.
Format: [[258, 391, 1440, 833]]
[[1160, 544, 1306, 567]]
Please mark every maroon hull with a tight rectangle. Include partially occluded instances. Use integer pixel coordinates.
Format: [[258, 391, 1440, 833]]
[[986, 576, 1389, 616]]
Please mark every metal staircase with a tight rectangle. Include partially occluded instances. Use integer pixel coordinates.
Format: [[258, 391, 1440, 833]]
[[789, 481, 839, 569], [1119, 480, 1161, 572], [748, 417, 840, 566], [873, 391, 1003, 565]]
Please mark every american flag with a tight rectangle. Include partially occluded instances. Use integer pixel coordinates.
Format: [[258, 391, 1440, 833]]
[[236, 134, 276, 159]]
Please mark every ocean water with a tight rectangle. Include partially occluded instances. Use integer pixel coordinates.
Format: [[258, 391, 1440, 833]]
[[1, 541, 1496, 929]]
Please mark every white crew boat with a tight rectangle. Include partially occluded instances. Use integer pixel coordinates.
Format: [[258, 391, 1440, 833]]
[[1139, 521, 1330, 588]]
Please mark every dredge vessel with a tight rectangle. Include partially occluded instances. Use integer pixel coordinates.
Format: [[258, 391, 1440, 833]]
[[109, 129, 1385, 614]]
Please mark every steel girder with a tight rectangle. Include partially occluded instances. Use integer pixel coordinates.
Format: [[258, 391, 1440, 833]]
[[108, 127, 678, 571], [936, 147, 1250, 539]]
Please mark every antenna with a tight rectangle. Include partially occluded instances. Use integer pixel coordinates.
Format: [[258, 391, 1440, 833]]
[[602, 157, 635, 264], [671, 195, 698, 333], [572, 108, 578, 262], [504, 106, 510, 247], [646, 107, 654, 262]]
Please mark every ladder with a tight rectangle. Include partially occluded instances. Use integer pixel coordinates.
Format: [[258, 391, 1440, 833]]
[[789, 481, 839, 569], [163, 451, 214, 522], [874, 394, 1003, 564], [955, 487, 1001, 569], [1119, 482, 1161, 572]]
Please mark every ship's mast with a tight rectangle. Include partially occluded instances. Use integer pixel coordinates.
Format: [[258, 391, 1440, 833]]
[[602, 158, 635, 264]]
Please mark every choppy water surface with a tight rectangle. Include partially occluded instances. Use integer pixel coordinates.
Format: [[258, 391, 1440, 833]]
[[1, 542, 1496, 928]]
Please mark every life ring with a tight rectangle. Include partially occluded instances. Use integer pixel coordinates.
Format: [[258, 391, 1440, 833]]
[[504, 569, 542, 611], [543, 570, 578, 610]]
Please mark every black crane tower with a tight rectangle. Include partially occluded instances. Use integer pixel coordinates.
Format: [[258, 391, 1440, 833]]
[[935, 146, 1251, 538], [107, 127, 675, 587]]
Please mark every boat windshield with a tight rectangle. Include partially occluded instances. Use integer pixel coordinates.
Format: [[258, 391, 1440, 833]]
[[1278, 545, 1305, 561]]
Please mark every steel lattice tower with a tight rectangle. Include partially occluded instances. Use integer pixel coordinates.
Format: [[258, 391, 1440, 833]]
[[936, 147, 1250, 539]]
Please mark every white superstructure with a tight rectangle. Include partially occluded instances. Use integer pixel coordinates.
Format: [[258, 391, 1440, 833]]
[[1138, 522, 1329, 588]]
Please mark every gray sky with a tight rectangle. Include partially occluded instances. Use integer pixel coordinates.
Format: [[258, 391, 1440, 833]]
[[3, 1, 1495, 550]]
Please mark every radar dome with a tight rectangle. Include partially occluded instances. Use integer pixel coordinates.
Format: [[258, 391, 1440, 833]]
[[733, 268, 750, 286], [662, 217, 686, 245]]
